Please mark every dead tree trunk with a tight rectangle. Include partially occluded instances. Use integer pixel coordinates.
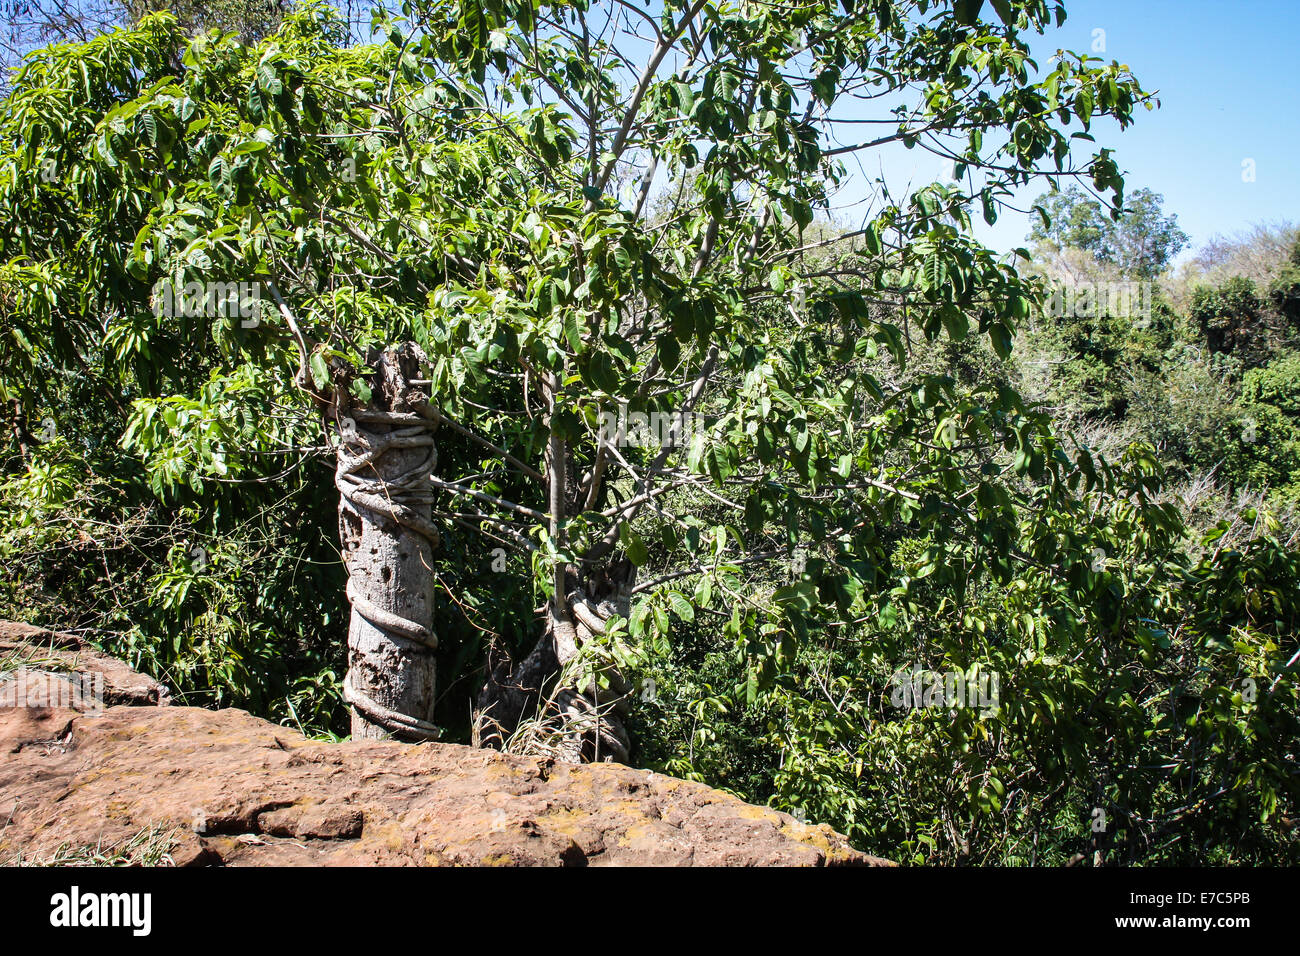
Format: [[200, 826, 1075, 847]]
[[334, 343, 441, 741]]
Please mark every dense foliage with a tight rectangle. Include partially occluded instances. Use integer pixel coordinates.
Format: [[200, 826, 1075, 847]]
[[1, 0, 1295, 864]]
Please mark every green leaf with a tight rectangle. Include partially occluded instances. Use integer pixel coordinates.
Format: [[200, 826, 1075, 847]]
[[667, 591, 694, 622], [309, 351, 330, 390], [626, 532, 649, 566], [863, 224, 881, 255], [954, 0, 984, 25], [585, 351, 618, 393], [989, 323, 1013, 359]]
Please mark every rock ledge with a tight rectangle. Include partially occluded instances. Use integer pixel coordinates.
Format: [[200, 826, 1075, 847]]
[[0, 624, 888, 867]]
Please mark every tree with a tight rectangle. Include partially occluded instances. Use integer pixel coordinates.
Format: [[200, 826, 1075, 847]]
[[124, 0, 290, 42], [0, 0, 291, 90], [1030, 184, 1187, 278], [1016, 246, 1175, 421], [1182, 221, 1298, 292], [1, 1, 123, 90], [0, 0, 1165, 749], [1190, 275, 1267, 358]]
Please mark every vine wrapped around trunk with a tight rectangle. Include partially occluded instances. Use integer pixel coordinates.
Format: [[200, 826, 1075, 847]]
[[476, 560, 636, 763], [334, 344, 441, 741]]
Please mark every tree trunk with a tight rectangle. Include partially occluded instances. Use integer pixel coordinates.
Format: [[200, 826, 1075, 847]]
[[476, 559, 636, 763], [334, 343, 441, 741]]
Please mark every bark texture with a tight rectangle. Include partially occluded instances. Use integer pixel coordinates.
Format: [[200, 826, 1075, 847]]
[[477, 559, 636, 763], [335, 343, 441, 741]]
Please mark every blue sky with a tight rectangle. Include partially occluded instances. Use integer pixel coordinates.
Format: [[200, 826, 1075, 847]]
[[827, 0, 1300, 260], [984, 0, 1300, 256]]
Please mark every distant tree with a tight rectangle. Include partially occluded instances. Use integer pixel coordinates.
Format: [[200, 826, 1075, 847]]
[[1190, 276, 1266, 357], [1017, 246, 1174, 421], [1030, 185, 1188, 278], [1029, 185, 1111, 257], [1225, 353, 1300, 501], [1268, 237, 1300, 329], [1187, 222, 1298, 288]]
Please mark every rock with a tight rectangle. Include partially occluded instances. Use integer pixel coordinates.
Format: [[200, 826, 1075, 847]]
[[0, 706, 886, 867], [0, 626, 889, 867], [0, 621, 171, 708]]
